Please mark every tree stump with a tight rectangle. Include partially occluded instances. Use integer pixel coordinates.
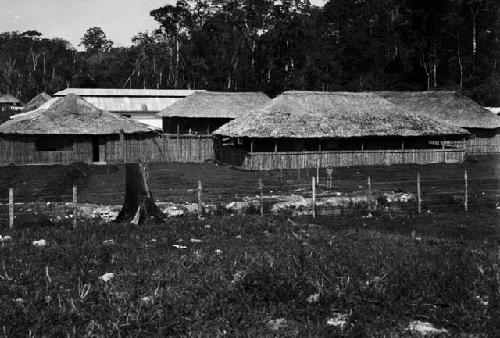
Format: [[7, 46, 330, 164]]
[[115, 162, 165, 224]]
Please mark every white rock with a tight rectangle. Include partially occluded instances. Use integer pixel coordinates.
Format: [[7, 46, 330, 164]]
[[406, 321, 448, 335], [190, 238, 203, 243], [215, 249, 223, 255], [141, 296, 154, 304], [327, 313, 350, 329], [3, 235, 12, 242], [99, 273, 115, 282], [173, 244, 187, 249], [103, 239, 114, 245], [32, 239, 46, 247], [307, 293, 320, 304]]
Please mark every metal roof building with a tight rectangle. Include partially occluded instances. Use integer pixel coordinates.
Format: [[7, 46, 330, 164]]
[[54, 88, 203, 129]]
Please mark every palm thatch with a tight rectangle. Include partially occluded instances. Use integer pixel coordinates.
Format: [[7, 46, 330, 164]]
[[377, 91, 500, 129], [157, 91, 271, 118], [0, 93, 22, 104], [0, 94, 158, 135], [23, 92, 52, 112], [214, 91, 469, 139]]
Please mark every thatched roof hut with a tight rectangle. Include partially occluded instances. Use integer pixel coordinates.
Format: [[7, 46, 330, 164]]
[[0, 94, 156, 135], [158, 91, 271, 118], [377, 91, 500, 129], [23, 92, 52, 112], [0, 94, 160, 165], [0, 93, 22, 105], [214, 91, 468, 139]]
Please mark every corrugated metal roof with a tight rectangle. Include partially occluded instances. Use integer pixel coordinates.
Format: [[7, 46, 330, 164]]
[[54, 88, 204, 97], [80, 96, 182, 112]]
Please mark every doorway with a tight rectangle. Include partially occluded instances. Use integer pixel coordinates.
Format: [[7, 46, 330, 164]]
[[92, 136, 99, 162]]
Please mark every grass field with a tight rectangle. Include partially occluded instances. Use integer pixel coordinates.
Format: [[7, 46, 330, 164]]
[[0, 211, 499, 336], [0, 157, 499, 336]]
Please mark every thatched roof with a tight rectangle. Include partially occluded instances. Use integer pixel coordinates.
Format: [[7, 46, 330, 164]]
[[24, 92, 52, 112], [157, 91, 271, 118], [54, 88, 203, 113], [214, 91, 469, 139], [378, 91, 500, 129], [0, 93, 22, 105], [0, 94, 157, 135]]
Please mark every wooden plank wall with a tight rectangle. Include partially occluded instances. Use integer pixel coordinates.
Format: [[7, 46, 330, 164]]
[[216, 147, 466, 170]]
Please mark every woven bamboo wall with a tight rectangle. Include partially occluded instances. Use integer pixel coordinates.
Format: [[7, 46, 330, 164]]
[[0, 134, 215, 166], [215, 146, 466, 170]]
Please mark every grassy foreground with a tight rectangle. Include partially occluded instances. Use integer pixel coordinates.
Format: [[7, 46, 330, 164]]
[[0, 211, 499, 337]]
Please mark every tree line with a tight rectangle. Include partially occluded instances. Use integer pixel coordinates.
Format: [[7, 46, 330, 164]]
[[0, 0, 498, 105]]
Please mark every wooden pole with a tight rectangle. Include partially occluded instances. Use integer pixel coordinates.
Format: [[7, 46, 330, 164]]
[[259, 178, 264, 216], [250, 139, 254, 153], [73, 185, 78, 228], [316, 158, 320, 186], [367, 176, 371, 209], [274, 139, 278, 153], [197, 180, 203, 219], [9, 188, 13, 229], [312, 177, 316, 218], [417, 173, 421, 214], [464, 170, 468, 212], [120, 129, 126, 163]]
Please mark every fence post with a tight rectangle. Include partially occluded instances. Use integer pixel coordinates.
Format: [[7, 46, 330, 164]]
[[367, 176, 371, 209], [120, 129, 126, 163], [73, 185, 78, 228], [197, 180, 203, 219], [417, 173, 421, 214], [464, 170, 468, 212], [259, 179, 264, 216], [316, 158, 320, 186], [9, 188, 13, 229], [312, 177, 316, 218]]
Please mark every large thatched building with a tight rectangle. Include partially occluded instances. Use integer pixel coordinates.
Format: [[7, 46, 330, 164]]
[[0, 94, 160, 166], [54, 88, 202, 129], [213, 91, 470, 170], [378, 91, 500, 155], [157, 91, 271, 134]]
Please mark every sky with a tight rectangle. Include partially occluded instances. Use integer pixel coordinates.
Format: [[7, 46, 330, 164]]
[[0, 0, 325, 50]]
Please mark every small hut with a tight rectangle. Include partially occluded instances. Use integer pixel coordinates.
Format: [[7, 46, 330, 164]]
[[0, 93, 23, 124], [23, 92, 52, 113], [157, 91, 271, 134], [0, 94, 160, 166], [213, 91, 470, 170], [378, 91, 500, 155], [0, 93, 23, 111]]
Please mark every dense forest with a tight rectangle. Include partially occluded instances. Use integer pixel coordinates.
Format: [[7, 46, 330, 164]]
[[0, 0, 498, 105]]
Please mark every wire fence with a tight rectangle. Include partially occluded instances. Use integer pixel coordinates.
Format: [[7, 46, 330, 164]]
[[0, 166, 498, 227]]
